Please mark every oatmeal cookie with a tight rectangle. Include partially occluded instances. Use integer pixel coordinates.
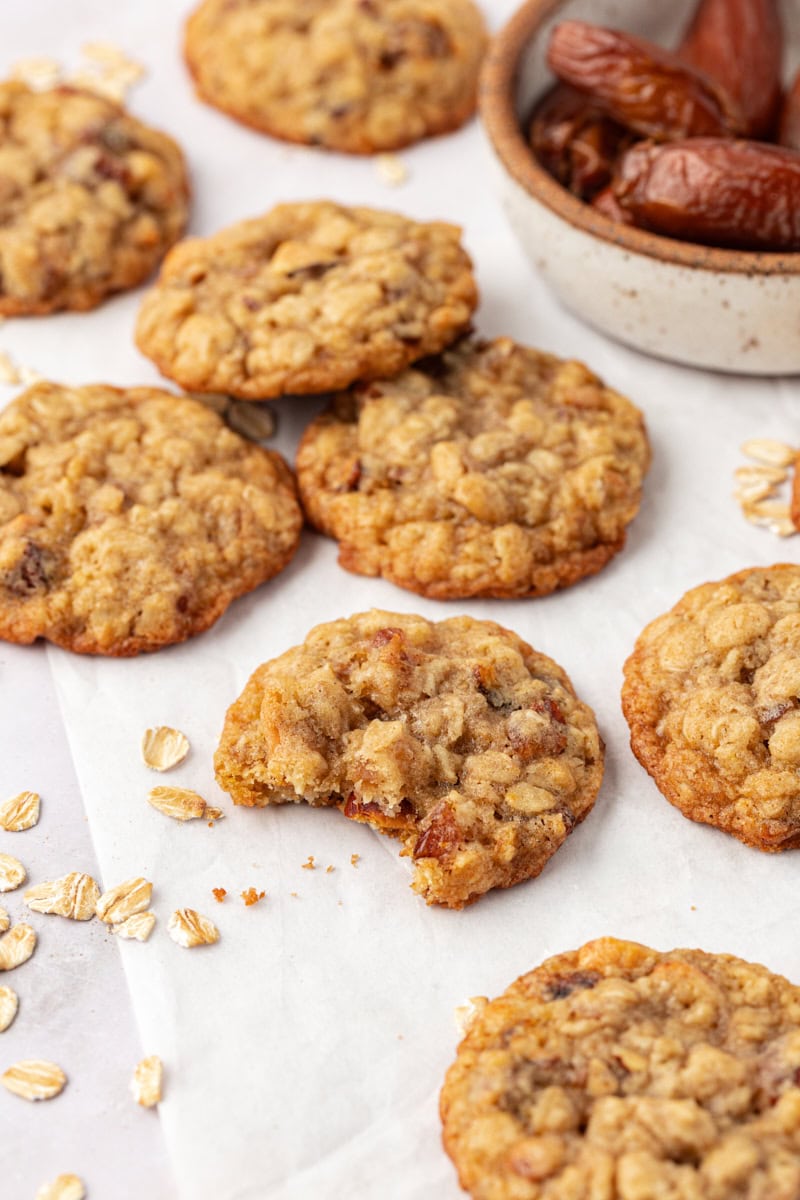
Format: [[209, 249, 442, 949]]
[[296, 337, 650, 599], [0, 382, 302, 655], [135, 201, 477, 400], [622, 564, 800, 850], [791, 456, 800, 532], [0, 82, 188, 315], [184, 0, 487, 154], [214, 609, 603, 908], [441, 937, 800, 1200]]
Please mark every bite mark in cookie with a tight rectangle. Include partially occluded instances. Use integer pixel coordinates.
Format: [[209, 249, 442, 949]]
[[214, 609, 603, 908]]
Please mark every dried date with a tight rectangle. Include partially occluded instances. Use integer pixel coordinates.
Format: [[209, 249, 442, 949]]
[[615, 139, 800, 250], [547, 20, 743, 141], [529, 84, 629, 200], [591, 185, 633, 224], [678, 0, 782, 139], [780, 70, 800, 152]]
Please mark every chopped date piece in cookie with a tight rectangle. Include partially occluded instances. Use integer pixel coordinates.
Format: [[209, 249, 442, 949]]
[[622, 564, 800, 850], [0, 382, 302, 655], [441, 937, 800, 1200], [135, 200, 477, 400], [184, 0, 487, 154], [0, 82, 188, 315], [296, 337, 650, 600], [214, 610, 603, 908]]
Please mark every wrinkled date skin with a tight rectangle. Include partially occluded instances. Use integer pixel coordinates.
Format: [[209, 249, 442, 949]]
[[591, 185, 632, 224], [780, 70, 800, 152], [615, 138, 800, 250], [678, 0, 783, 139], [529, 84, 630, 199], [547, 20, 743, 141]]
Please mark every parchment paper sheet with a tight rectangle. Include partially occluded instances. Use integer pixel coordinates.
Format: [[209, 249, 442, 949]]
[[3, 2, 800, 1197]]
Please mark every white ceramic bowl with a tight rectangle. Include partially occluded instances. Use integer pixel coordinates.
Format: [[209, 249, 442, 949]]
[[480, 0, 800, 374]]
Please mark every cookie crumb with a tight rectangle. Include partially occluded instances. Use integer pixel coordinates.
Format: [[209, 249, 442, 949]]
[[241, 888, 266, 906], [301, 855, 316, 871], [350, 854, 360, 868], [212, 887, 227, 903], [325, 865, 335, 874]]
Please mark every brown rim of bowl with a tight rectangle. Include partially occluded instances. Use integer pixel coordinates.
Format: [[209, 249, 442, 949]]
[[479, 0, 800, 276]]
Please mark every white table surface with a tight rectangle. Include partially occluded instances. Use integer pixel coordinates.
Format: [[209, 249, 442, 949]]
[[2, 3, 799, 1198]]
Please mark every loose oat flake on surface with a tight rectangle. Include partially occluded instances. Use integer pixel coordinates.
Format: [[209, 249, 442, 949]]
[[147, 785, 207, 821], [226, 399, 276, 442], [112, 911, 156, 942], [35, 1175, 86, 1200], [0, 984, 18, 1031], [96, 877, 152, 924], [741, 437, 797, 467], [0, 853, 26, 892], [453, 995, 489, 1037], [24, 872, 100, 921], [1, 1059, 66, 1101], [735, 438, 798, 538], [141, 726, 190, 772], [0, 790, 40, 831], [167, 908, 219, 948], [0, 907, 8, 935], [375, 153, 409, 186], [131, 1054, 163, 1107], [0, 923, 36, 971]]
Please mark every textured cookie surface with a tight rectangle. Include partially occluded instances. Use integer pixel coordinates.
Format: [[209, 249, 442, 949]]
[[215, 609, 603, 908], [0, 382, 302, 655], [184, 0, 487, 154], [135, 201, 477, 399], [622, 564, 800, 850], [296, 337, 650, 599], [792, 456, 800, 532], [441, 937, 800, 1200], [0, 82, 188, 315]]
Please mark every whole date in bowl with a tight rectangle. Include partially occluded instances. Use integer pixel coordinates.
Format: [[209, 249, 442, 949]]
[[480, 0, 800, 375]]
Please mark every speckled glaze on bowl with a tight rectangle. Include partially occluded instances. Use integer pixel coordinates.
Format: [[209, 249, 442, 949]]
[[480, 0, 800, 374]]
